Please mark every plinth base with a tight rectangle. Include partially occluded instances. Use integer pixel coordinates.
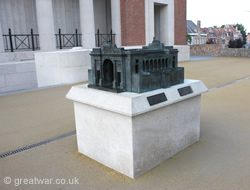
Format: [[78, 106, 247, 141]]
[[66, 79, 207, 178]]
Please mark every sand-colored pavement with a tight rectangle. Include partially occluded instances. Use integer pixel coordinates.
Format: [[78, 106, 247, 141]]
[[179, 57, 250, 89], [0, 57, 250, 189], [0, 85, 76, 153]]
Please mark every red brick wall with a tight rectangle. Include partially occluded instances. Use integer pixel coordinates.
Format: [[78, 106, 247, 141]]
[[174, 0, 186, 45], [120, 0, 145, 46]]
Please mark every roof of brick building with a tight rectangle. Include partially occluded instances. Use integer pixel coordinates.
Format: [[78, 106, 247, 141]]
[[187, 20, 206, 34]]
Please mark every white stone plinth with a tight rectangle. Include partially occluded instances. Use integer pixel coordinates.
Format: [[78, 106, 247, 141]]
[[66, 79, 207, 178]]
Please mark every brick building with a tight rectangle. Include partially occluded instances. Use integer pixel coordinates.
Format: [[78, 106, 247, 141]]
[[187, 20, 207, 45], [187, 20, 242, 46], [0, 0, 187, 52]]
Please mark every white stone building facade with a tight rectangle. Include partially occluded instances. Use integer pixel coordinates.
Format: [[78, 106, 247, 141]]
[[0, 0, 190, 93], [0, 0, 186, 51]]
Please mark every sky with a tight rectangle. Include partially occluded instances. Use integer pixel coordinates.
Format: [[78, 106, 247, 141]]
[[187, 0, 250, 33]]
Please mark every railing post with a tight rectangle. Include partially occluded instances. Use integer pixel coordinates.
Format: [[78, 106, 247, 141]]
[[75, 29, 78, 47], [8, 28, 14, 52], [31, 28, 35, 51], [110, 29, 113, 44], [59, 28, 62, 49], [97, 29, 100, 47]]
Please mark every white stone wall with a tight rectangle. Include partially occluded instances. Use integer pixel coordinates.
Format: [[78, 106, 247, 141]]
[[35, 48, 91, 87], [0, 51, 35, 63], [174, 45, 190, 62], [0, 61, 37, 93]]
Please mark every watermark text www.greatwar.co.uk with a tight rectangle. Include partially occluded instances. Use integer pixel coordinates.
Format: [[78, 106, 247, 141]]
[[4, 176, 79, 186]]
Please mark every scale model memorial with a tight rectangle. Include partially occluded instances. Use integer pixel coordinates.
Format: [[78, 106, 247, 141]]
[[88, 38, 184, 93], [67, 39, 208, 178]]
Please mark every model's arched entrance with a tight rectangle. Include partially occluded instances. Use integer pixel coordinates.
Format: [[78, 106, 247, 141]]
[[103, 59, 114, 87]]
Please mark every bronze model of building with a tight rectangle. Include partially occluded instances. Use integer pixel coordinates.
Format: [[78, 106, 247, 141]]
[[88, 38, 184, 93]]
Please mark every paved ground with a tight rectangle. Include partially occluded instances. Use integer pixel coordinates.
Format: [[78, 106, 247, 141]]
[[0, 57, 250, 190]]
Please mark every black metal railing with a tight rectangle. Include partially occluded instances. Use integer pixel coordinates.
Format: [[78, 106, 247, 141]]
[[95, 29, 116, 47], [55, 29, 82, 49], [2, 28, 40, 52]]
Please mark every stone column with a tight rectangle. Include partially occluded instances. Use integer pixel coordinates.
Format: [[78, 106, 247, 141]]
[[35, 0, 56, 51], [0, 22, 4, 53], [79, 0, 95, 48], [111, 0, 121, 46]]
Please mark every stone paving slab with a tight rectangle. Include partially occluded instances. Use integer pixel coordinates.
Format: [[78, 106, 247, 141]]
[[0, 79, 250, 190]]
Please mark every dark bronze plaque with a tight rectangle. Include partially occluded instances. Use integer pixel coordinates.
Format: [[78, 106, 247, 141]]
[[178, 86, 193, 96], [147, 93, 167, 106]]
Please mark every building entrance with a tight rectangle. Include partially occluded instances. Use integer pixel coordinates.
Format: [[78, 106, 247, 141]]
[[103, 59, 114, 87]]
